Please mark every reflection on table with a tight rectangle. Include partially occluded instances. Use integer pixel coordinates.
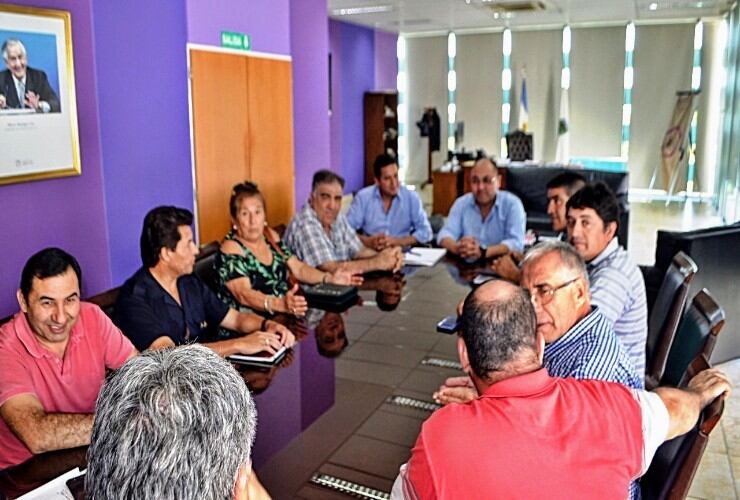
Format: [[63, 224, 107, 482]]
[[442, 255, 500, 287]]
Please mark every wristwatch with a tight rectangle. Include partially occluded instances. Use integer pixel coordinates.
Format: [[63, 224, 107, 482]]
[[479, 243, 488, 259]]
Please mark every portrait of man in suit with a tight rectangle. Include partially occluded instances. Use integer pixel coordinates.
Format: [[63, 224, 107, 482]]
[[0, 38, 60, 113]]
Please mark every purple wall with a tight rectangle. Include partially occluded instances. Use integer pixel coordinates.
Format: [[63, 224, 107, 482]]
[[0, 0, 111, 317], [92, 1, 192, 284], [0, 0, 340, 319], [186, 0, 291, 56], [329, 20, 343, 178], [290, 0, 331, 207], [329, 20, 375, 194], [374, 29, 398, 90]]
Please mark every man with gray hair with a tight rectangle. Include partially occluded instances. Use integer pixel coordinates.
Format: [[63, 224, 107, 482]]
[[394, 279, 731, 499], [284, 169, 403, 274], [436, 240, 641, 406], [0, 39, 60, 112], [86, 345, 270, 500]]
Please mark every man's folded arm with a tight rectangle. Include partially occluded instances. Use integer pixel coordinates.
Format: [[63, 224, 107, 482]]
[[0, 394, 93, 455]]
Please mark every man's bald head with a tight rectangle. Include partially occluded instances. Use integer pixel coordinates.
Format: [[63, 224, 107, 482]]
[[460, 280, 539, 382]]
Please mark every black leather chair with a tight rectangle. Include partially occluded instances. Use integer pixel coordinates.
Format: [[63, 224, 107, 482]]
[[88, 287, 121, 319], [644, 252, 697, 390], [641, 222, 740, 364], [193, 241, 220, 292], [505, 130, 533, 161], [501, 166, 630, 247], [640, 355, 725, 500], [660, 289, 725, 387]]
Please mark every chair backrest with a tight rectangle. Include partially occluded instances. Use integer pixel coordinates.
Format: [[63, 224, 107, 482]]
[[644, 252, 698, 389], [193, 241, 220, 292], [87, 287, 121, 319], [640, 355, 725, 500], [660, 289, 725, 387], [506, 130, 533, 161]]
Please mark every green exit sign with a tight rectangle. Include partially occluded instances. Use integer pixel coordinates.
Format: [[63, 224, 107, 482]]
[[221, 31, 251, 50]]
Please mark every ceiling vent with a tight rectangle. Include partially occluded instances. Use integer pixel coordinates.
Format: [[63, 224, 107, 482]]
[[388, 18, 433, 27], [483, 1, 548, 13]]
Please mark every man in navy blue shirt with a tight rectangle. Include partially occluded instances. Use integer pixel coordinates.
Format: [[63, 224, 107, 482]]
[[115, 206, 294, 355]]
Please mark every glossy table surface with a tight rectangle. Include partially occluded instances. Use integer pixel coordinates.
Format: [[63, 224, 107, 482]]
[[0, 260, 480, 499]]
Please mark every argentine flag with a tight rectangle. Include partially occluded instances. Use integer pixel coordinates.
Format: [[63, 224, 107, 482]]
[[518, 72, 529, 133]]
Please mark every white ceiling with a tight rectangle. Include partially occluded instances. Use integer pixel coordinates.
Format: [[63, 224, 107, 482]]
[[328, 0, 732, 34]]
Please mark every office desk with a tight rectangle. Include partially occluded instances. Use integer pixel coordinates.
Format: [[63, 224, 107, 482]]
[[0, 267, 470, 499]]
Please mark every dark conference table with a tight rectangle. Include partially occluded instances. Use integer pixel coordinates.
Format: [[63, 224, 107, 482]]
[[0, 261, 481, 499]]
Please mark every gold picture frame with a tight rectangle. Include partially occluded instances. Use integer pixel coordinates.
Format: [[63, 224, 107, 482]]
[[0, 3, 80, 185]]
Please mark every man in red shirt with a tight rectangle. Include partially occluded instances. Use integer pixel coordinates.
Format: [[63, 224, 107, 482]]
[[393, 280, 731, 499], [0, 248, 136, 469]]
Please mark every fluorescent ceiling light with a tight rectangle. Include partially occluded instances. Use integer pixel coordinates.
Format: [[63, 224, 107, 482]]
[[331, 5, 392, 16], [648, 2, 658, 11]]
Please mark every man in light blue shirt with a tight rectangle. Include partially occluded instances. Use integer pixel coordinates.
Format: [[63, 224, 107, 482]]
[[347, 154, 432, 251], [567, 183, 647, 377], [437, 158, 526, 261]]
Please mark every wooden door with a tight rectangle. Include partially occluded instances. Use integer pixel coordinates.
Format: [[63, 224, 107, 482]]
[[190, 49, 250, 244], [246, 56, 295, 227], [190, 49, 295, 244]]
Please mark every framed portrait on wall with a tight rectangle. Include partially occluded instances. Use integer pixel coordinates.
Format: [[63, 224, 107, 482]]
[[0, 3, 79, 185]]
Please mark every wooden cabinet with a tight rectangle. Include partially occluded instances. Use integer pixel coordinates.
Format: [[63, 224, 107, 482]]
[[190, 49, 295, 244], [432, 170, 461, 216], [363, 91, 398, 186]]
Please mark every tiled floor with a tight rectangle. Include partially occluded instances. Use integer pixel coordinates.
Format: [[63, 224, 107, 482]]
[[688, 357, 740, 499], [258, 267, 468, 499], [258, 191, 738, 499]]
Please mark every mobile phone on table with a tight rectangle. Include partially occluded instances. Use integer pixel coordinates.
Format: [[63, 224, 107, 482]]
[[436, 314, 460, 334]]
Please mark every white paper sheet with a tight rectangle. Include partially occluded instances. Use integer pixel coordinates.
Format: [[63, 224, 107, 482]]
[[403, 248, 446, 267], [18, 467, 84, 500]]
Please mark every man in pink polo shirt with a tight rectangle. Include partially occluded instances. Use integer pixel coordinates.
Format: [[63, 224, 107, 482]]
[[392, 280, 731, 499], [0, 248, 136, 469]]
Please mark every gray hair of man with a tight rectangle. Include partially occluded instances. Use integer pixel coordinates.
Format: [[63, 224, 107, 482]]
[[85, 345, 257, 500], [1, 39, 26, 60], [520, 240, 590, 285]]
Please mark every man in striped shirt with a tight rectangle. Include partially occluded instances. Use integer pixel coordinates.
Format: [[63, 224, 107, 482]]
[[434, 240, 641, 407], [396, 279, 731, 500], [567, 183, 648, 377], [520, 241, 642, 390]]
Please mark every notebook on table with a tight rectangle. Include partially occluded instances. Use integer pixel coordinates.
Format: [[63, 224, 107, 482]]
[[226, 346, 288, 367]]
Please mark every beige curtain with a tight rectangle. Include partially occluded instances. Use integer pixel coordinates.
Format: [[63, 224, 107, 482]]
[[570, 26, 625, 158], [510, 29, 562, 162], [456, 33, 503, 157], [629, 23, 694, 188], [406, 36, 448, 184]]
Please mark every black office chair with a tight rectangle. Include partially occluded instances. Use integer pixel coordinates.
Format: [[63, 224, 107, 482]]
[[505, 130, 533, 161], [193, 241, 221, 292], [87, 288, 121, 319], [660, 289, 725, 387], [640, 355, 725, 500], [644, 252, 698, 390]]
